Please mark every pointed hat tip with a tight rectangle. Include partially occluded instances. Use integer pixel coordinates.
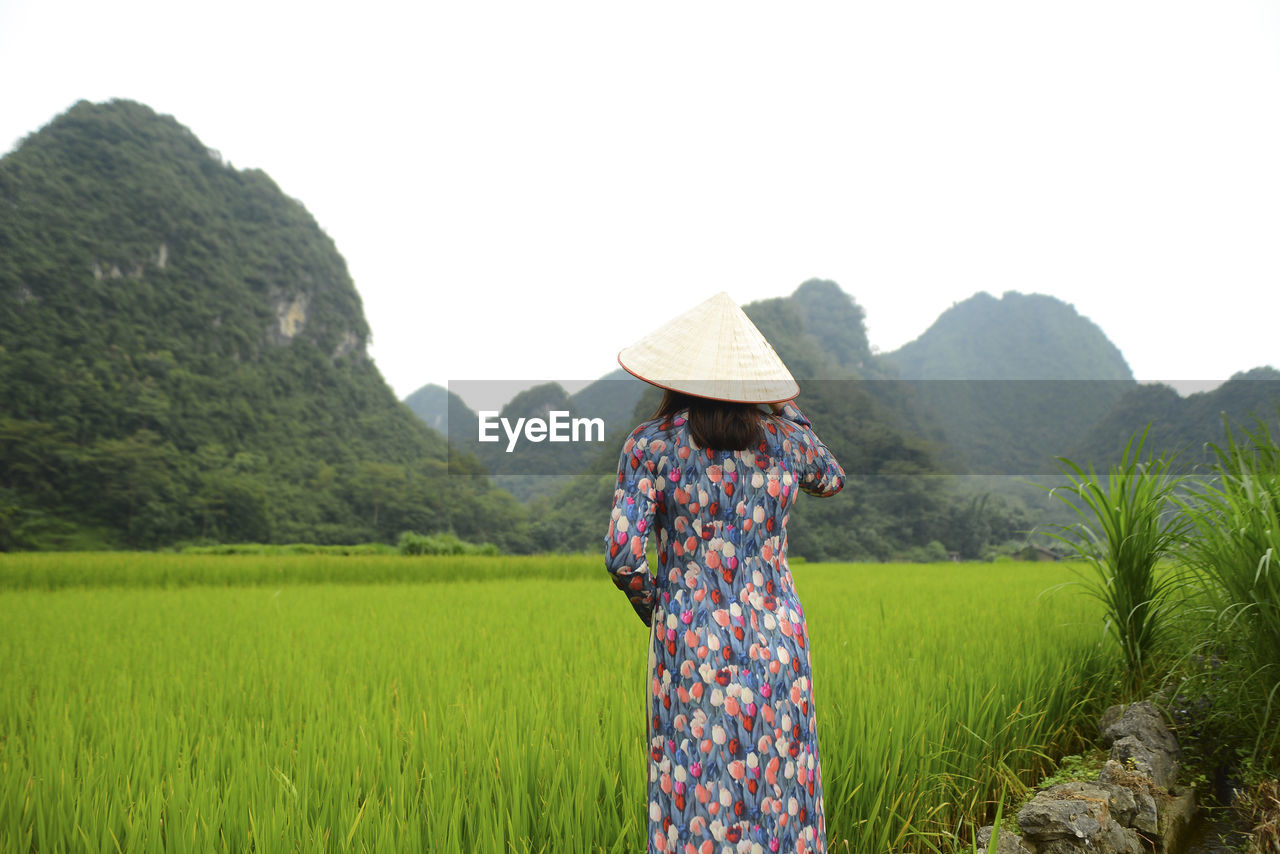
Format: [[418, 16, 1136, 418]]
[[615, 290, 799, 404]]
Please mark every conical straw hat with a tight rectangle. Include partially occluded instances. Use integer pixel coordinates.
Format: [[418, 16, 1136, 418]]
[[617, 292, 799, 404]]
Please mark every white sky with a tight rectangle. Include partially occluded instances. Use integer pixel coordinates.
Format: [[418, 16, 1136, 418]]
[[3, 1, 1278, 412]]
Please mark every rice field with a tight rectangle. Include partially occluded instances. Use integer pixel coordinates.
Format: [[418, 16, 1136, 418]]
[[0, 554, 1118, 853]]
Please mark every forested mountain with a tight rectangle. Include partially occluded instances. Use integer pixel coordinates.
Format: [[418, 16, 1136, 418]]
[[1067, 367, 1280, 470], [569, 369, 648, 433], [887, 291, 1132, 381], [0, 99, 527, 550], [403, 383, 477, 439], [10, 100, 1267, 559], [882, 291, 1135, 474]]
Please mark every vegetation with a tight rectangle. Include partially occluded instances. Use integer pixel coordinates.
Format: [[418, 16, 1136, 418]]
[[1067, 367, 1280, 472], [1042, 415, 1280, 791], [0, 552, 597, 591], [1178, 416, 1280, 767], [4, 95, 1277, 853], [1047, 429, 1189, 691], [182, 542, 397, 556], [397, 531, 499, 556], [882, 291, 1135, 476], [0, 99, 531, 552], [0, 555, 1119, 853], [885, 291, 1133, 384], [3, 97, 1274, 567]]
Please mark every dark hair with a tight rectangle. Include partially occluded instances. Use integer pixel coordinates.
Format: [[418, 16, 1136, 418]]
[[653, 390, 766, 451]]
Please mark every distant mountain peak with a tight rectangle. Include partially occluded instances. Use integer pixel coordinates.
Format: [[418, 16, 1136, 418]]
[[7, 99, 370, 365], [887, 290, 1133, 381]]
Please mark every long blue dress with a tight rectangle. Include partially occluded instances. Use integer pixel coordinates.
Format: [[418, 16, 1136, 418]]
[[605, 403, 845, 854]]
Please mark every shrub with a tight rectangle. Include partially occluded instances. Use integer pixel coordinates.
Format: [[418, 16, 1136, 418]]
[[397, 531, 499, 556]]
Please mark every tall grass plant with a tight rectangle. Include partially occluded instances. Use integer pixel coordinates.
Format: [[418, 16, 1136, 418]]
[[1046, 428, 1188, 692], [1178, 416, 1280, 766]]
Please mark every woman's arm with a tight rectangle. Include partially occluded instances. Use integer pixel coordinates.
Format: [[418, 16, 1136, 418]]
[[604, 428, 661, 626], [772, 400, 846, 497]]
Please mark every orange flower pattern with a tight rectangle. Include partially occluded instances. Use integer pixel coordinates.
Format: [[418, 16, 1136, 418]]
[[606, 403, 845, 854]]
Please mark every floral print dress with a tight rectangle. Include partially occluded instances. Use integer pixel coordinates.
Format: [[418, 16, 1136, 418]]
[[606, 403, 845, 854]]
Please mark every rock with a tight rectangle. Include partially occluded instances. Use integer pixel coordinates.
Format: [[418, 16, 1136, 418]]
[[1111, 735, 1179, 790], [1100, 701, 1180, 757], [1099, 704, 1125, 738], [1036, 839, 1083, 854], [1045, 780, 1139, 828], [976, 824, 1036, 854], [1016, 781, 1155, 854], [1158, 788, 1197, 854], [1099, 701, 1182, 790], [1017, 790, 1105, 841], [1034, 822, 1144, 854], [1098, 760, 1159, 834], [994, 699, 1198, 854], [1098, 821, 1146, 854]]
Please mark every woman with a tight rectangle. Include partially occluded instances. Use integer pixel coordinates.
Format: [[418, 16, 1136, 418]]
[[606, 293, 845, 854]]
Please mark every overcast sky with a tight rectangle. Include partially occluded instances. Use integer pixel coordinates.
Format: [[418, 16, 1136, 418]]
[[3, 1, 1278, 411]]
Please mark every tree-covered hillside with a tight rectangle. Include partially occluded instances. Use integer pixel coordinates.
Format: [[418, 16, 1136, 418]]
[[882, 291, 1135, 474], [0, 99, 526, 550], [1067, 367, 1280, 470], [569, 369, 648, 434], [403, 383, 478, 439]]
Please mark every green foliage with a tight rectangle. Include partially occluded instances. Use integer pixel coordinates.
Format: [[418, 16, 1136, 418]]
[[1068, 368, 1280, 473], [1036, 750, 1108, 788], [1178, 414, 1280, 766], [1047, 427, 1189, 691], [0, 99, 532, 553], [788, 278, 876, 374], [397, 530, 499, 556], [901, 539, 950, 563]]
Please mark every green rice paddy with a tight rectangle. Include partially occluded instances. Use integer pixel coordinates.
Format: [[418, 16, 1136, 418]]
[[0, 554, 1117, 852]]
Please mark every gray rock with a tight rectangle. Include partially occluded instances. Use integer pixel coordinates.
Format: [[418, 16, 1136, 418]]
[[1099, 704, 1125, 738], [1017, 791, 1105, 842], [1111, 735, 1179, 789], [1036, 823, 1143, 854], [1132, 793, 1158, 836], [1100, 701, 1180, 757], [1100, 701, 1181, 790], [1098, 821, 1146, 854], [976, 825, 1036, 854], [1098, 760, 1159, 833], [1043, 780, 1139, 828], [1015, 781, 1156, 854]]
